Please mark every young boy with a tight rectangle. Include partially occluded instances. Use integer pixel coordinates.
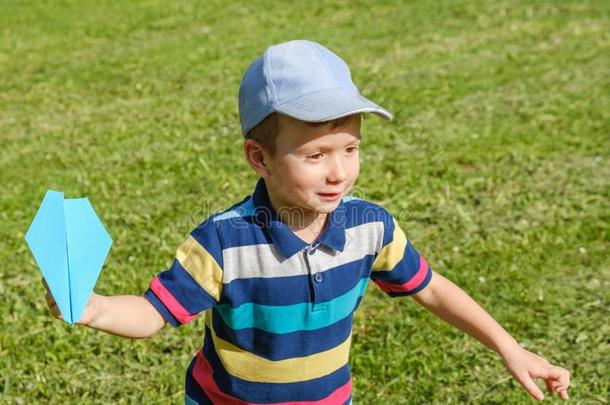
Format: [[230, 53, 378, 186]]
[[43, 40, 570, 404]]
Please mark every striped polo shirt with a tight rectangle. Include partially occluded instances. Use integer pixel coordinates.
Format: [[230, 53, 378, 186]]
[[144, 178, 432, 404]]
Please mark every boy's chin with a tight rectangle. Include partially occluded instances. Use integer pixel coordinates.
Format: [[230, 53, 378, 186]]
[[312, 200, 342, 214]]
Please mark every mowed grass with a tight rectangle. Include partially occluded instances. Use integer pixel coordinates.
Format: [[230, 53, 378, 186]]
[[1, 0, 608, 403]]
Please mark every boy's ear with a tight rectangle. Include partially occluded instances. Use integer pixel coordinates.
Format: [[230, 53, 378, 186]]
[[243, 139, 271, 177]]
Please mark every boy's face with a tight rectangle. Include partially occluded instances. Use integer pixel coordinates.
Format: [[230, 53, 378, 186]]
[[257, 114, 361, 217]]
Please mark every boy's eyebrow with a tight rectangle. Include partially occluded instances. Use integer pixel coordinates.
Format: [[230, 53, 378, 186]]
[[297, 139, 360, 154]]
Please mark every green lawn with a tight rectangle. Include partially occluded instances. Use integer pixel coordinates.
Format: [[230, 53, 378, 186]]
[[1, 1, 608, 403]]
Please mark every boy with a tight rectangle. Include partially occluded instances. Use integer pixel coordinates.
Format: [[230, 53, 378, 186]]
[[43, 40, 570, 404]]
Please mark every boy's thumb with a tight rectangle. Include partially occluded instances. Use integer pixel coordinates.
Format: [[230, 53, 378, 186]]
[[517, 372, 544, 401]]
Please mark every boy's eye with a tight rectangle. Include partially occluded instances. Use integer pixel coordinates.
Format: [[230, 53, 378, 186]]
[[307, 153, 324, 160], [346, 146, 359, 153]]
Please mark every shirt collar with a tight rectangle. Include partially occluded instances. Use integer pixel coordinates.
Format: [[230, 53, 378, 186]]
[[251, 178, 347, 259]]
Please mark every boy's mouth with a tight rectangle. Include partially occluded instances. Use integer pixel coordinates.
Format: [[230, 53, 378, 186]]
[[317, 191, 342, 201]]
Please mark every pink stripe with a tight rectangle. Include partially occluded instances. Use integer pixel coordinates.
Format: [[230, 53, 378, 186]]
[[375, 256, 429, 293], [150, 277, 197, 324], [192, 351, 352, 405]]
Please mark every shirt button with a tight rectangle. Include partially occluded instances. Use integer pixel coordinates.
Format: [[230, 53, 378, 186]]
[[314, 272, 323, 283], [309, 249, 316, 255]]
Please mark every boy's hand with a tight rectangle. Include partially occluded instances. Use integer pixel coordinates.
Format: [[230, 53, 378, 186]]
[[42, 278, 165, 338], [41, 277, 99, 326], [502, 346, 571, 401]]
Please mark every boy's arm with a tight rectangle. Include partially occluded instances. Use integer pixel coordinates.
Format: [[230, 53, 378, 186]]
[[43, 278, 166, 339], [412, 273, 570, 401]]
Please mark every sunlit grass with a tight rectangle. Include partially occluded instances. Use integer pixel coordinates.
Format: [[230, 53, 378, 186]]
[[1, 1, 608, 403]]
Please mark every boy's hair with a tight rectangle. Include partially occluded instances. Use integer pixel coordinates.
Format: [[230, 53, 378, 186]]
[[245, 112, 362, 155]]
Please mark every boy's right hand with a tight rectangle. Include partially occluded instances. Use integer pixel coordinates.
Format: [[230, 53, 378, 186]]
[[41, 277, 99, 325]]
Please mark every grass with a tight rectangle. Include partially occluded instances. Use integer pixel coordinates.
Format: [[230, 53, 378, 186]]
[[1, 0, 608, 403]]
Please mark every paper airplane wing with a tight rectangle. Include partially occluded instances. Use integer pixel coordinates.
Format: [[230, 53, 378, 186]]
[[25, 191, 112, 324], [64, 197, 112, 324], [25, 190, 72, 322]]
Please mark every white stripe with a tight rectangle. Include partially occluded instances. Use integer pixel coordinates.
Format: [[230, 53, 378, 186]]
[[222, 221, 384, 283]]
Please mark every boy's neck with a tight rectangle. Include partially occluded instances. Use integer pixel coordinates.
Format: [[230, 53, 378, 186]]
[[266, 188, 329, 244], [286, 212, 329, 244]]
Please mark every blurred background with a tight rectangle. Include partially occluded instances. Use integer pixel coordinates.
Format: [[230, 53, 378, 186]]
[[1, 1, 608, 403]]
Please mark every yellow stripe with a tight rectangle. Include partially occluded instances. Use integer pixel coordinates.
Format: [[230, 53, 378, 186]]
[[372, 218, 407, 271], [176, 235, 222, 300], [204, 312, 351, 383]]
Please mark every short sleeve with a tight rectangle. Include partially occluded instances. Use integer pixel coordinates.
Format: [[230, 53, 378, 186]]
[[144, 217, 224, 327], [370, 211, 432, 296]]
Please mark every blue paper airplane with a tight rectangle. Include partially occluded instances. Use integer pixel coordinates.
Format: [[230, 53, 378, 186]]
[[25, 190, 112, 324]]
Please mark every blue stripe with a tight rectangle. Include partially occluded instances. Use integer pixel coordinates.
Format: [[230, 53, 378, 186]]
[[215, 277, 369, 333], [202, 327, 352, 402], [342, 199, 391, 231], [190, 218, 224, 269], [211, 304, 359, 361], [216, 216, 273, 249], [378, 205, 395, 247], [222, 255, 374, 307]]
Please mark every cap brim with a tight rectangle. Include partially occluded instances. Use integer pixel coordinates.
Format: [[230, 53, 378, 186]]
[[274, 87, 393, 122]]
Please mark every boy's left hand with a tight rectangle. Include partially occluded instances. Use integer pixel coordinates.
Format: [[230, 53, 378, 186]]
[[502, 346, 571, 401]]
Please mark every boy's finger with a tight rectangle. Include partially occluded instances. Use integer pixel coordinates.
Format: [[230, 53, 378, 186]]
[[534, 366, 571, 401], [51, 304, 63, 320], [534, 365, 569, 383], [41, 278, 54, 296], [44, 290, 56, 306], [550, 379, 568, 390], [49, 302, 59, 317], [549, 366, 570, 389], [551, 380, 570, 399], [516, 372, 544, 401]]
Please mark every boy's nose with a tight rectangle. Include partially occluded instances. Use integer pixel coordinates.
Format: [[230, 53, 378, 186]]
[[327, 157, 347, 183]]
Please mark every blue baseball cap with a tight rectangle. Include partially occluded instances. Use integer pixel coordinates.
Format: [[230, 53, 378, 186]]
[[238, 40, 393, 136]]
